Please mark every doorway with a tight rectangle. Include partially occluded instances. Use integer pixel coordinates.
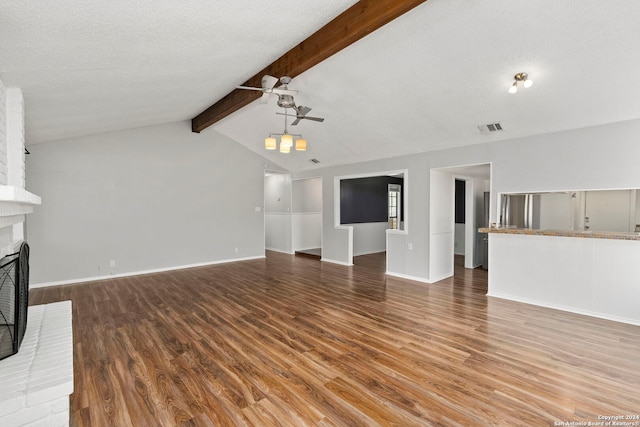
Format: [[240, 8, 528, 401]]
[[429, 164, 491, 281], [264, 171, 292, 254], [292, 177, 323, 258]]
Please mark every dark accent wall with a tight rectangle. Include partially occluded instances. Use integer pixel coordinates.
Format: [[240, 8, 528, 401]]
[[455, 179, 465, 224], [340, 176, 404, 224]]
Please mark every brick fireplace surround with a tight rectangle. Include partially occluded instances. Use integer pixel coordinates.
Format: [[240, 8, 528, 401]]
[[0, 302, 73, 426], [0, 77, 73, 426]]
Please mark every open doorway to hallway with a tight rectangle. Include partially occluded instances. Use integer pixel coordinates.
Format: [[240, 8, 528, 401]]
[[429, 163, 491, 281], [292, 177, 323, 259], [265, 173, 323, 258]]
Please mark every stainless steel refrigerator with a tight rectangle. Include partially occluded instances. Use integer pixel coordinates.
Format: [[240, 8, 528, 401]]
[[500, 193, 539, 229]]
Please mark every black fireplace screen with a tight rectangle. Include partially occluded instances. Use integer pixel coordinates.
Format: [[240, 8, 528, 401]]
[[0, 242, 30, 361]]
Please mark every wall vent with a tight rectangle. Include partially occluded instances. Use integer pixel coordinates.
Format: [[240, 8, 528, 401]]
[[478, 122, 504, 135], [308, 158, 320, 164]]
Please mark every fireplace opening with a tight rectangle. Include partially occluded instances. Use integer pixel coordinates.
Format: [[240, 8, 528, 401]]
[[0, 242, 30, 361]]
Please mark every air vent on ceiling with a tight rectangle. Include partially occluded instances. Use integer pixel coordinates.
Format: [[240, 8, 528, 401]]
[[308, 158, 320, 164], [478, 122, 504, 135]]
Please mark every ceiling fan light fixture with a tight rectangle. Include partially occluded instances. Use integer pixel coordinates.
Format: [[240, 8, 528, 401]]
[[510, 72, 533, 93], [265, 136, 277, 150], [279, 143, 291, 153], [281, 134, 293, 148], [263, 95, 321, 155]]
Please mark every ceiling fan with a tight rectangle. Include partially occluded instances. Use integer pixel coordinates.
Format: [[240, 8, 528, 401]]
[[237, 75, 297, 104], [276, 105, 325, 126]]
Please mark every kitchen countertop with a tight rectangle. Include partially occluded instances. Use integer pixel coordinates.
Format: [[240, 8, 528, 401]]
[[478, 227, 640, 241]]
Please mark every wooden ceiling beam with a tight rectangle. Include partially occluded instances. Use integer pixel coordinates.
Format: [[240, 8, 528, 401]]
[[191, 0, 428, 133]]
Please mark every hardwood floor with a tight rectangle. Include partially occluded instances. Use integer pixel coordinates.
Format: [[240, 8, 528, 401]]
[[30, 251, 640, 426]]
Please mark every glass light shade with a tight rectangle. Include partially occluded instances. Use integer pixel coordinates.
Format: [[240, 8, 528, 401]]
[[279, 142, 291, 153], [295, 138, 307, 151], [280, 134, 293, 148], [508, 82, 518, 94], [265, 137, 276, 150], [523, 78, 533, 88]]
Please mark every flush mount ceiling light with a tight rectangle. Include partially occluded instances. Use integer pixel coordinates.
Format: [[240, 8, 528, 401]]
[[508, 72, 533, 94], [265, 108, 307, 153]]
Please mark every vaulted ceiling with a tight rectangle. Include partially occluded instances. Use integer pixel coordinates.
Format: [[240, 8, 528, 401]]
[[2, 1, 640, 173]]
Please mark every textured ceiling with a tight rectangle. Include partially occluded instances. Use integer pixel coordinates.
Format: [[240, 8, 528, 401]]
[[0, 0, 358, 142], [3, 0, 640, 173]]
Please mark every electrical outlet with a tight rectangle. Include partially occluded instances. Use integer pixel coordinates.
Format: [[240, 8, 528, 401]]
[[408, 243, 413, 250], [109, 260, 116, 267], [234, 247, 239, 253]]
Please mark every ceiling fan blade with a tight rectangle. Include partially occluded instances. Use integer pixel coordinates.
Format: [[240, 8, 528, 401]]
[[237, 85, 263, 91], [261, 75, 278, 90], [276, 111, 325, 123], [297, 106, 312, 116], [271, 87, 298, 95], [260, 92, 270, 104]]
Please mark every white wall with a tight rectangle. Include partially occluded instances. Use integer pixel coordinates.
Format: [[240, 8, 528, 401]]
[[539, 192, 574, 230], [488, 233, 640, 325], [429, 170, 455, 282], [350, 222, 388, 256], [264, 173, 293, 253], [264, 173, 291, 213], [265, 213, 292, 254], [26, 116, 640, 285], [292, 177, 321, 213], [26, 121, 279, 285], [291, 177, 322, 251], [294, 118, 640, 283], [585, 189, 633, 232]]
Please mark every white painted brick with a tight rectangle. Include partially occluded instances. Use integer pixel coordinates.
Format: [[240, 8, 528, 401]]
[[50, 397, 69, 415], [0, 392, 25, 417], [23, 408, 69, 427], [6, 87, 25, 188], [0, 77, 6, 186], [25, 381, 74, 408], [0, 302, 73, 427], [0, 358, 30, 376], [0, 402, 51, 427]]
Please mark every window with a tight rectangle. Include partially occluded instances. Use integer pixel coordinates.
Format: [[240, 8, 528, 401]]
[[388, 184, 401, 229]]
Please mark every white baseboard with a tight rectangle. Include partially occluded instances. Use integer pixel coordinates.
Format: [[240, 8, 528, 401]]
[[487, 292, 640, 327], [385, 271, 431, 284], [353, 250, 386, 256], [30, 255, 266, 289], [426, 272, 454, 284], [321, 258, 353, 266], [265, 247, 294, 255]]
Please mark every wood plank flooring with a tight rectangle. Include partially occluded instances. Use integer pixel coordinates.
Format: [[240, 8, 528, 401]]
[[29, 252, 640, 426]]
